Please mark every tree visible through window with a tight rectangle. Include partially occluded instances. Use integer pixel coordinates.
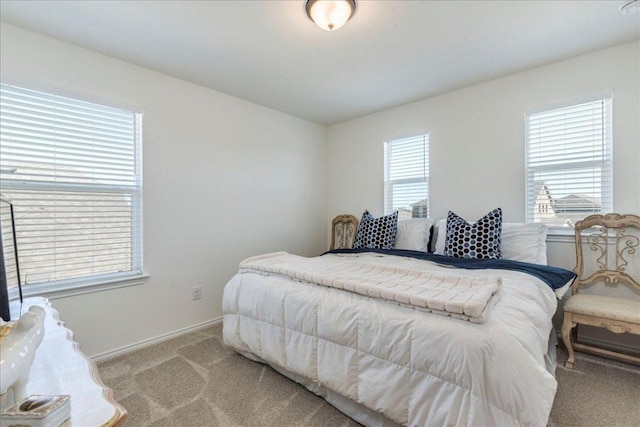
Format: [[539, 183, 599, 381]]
[[384, 134, 429, 220], [0, 82, 143, 292], [525, 93, 612, 230]]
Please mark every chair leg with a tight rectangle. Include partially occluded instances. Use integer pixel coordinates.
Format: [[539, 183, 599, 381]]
[[561, 313, 576, 369]]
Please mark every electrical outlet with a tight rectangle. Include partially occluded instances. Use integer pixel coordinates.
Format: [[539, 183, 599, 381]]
[[192, 286, 202, 300]]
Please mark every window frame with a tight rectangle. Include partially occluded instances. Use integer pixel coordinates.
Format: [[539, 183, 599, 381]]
[[0, 79, 147, 299], [524, 91, 613, 237], [384, 133, 430, 219]]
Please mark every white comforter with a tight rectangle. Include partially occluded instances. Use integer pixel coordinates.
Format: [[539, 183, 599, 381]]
[[223, 253, 558, 427]]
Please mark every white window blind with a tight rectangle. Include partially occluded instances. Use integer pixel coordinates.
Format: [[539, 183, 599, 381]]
[[525, 94, 612, 230], [384, 134, 429, 220], [0, 82, 143, 291]]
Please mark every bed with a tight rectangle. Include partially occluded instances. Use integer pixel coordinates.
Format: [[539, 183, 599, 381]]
[[222, 213, 575, 427]]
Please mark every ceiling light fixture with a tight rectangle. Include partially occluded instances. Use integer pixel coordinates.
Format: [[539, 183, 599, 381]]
[[306, 0, 356, 31], [619, 0, 640, 15]]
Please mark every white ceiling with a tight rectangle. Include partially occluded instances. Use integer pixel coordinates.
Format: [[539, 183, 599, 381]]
[[1, 1, 638, 125]]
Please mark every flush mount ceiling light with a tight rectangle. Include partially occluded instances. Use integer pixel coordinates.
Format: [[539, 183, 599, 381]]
[[619, 0, 640, 15], [306, 0, 357, 31]]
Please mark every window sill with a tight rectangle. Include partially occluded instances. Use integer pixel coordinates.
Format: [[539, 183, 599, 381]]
[[8, 273, 150, 301], [546, 231, 576, 243]]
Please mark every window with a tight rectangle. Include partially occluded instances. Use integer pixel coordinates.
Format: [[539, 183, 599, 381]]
[[525, 93, 612, 231], [0, 82, 143, 295], [384, 134, 429, 220]]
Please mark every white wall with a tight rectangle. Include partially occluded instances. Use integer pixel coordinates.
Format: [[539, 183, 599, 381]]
[[2, 21, 639, 357], [0, 23, 328, 357], [327, 41, 640, 351]]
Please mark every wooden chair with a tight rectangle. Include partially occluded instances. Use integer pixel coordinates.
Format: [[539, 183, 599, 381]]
[[561, 213, 640, 368], [330, 215, 359, 250]]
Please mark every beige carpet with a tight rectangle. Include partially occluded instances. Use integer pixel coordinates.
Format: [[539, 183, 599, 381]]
[[97, 323, 640, 427]]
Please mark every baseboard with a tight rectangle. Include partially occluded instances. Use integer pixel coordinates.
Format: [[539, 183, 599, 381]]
[[91, 316, 223, 362], [556, 330, 640, 357]]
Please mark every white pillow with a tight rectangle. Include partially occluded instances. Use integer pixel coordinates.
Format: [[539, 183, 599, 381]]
[[432, 219, 447, 254], [434, 220, 548, 265], [501, 223, 548, 265], [394, 218, 434, 252]]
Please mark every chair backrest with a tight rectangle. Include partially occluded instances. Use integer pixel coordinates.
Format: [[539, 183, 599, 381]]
[[331, 214, 359, 250], [573, 213, 640, 295]]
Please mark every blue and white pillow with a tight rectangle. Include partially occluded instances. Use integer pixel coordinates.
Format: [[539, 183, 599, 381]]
[[353, 210, 399, 250], [444, 208, 503, 259]]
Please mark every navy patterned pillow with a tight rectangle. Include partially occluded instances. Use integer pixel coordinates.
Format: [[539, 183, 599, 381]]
[[353, 210, 399, 249], [444, 208, 503, 259]]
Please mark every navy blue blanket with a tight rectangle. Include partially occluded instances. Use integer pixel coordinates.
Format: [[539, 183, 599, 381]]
[[323, 248, 575, 290]]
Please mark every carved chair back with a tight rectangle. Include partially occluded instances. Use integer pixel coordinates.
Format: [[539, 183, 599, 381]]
[[573, 213, 640, 295], [331, 214, 359, 250]]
